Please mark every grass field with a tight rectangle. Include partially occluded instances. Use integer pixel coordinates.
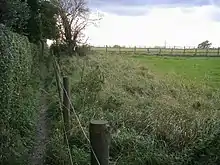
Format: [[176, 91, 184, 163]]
[[47, 52, 220, 164], [133, 55, 220, 88], [92, 47, 220, 56]]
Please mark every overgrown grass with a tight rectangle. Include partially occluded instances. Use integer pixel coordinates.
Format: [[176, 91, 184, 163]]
[[46, 52, 220, 164]]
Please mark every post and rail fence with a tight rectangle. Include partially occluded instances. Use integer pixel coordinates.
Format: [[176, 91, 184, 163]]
[[91, 45, 220, 57]]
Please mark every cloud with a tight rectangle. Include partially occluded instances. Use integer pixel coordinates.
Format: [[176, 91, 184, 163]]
[[85, 4, 220, 47], [89, 0, 214, 16], [88, 0, 220, 18], [90, 0, 209, 7], [94, 5, 150, 16]]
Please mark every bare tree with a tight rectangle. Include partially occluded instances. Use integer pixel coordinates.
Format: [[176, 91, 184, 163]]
[[50, 0, 102, 145], [52, 0, 101, 56]]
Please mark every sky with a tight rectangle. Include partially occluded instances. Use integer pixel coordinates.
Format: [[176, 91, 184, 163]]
[[85, 0, 220, 47]]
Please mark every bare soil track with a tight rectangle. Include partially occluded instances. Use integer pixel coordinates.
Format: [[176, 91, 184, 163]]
[[30, 97, 48, 165]]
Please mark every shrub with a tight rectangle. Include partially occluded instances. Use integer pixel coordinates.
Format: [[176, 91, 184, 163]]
[[76, 44, 91, 57], [50, 43, 91, 57], [0, 24, 40, 164]]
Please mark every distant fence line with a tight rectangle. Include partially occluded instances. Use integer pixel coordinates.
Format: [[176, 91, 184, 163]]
[[93, 45, 198, 49], [91, 45, 220, 57]]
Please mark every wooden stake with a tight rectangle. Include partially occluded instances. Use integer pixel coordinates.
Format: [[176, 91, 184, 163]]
[[63, 77, 70, 140], [90, 120, 109, 165]]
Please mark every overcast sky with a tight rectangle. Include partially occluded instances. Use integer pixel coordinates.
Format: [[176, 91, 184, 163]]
[[85, 0, 220, 47]]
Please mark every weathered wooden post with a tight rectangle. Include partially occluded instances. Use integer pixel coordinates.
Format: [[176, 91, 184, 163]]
[[119, 46, 121, 54], [183, 46, 186, 55], [134, 46, 136, 54], [171, 48, 173, 55], [147, 48, 150, 54], [195, 48, 197, 56], [159, 48, 161, 55], [63, 77, 70, 140], [90, 120, 110, 165], [206, 48, 209, 56], [105, 45, 108, 53]]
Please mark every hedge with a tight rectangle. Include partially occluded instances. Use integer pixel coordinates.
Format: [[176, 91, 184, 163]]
[[0, 24, 40, 165]]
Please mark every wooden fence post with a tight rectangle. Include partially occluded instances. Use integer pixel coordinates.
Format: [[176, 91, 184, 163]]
[[119, 46, 121, 54], [183, 46, 185, 55], [90, 120, 110, 165], [195, 48, 197, 56], [218, 47, 220, 56], [206, 48, 209, 56], [134, 46, 136, 54], [63, 77, 70, 140], [147, 48, 149, 54], [159, 48, 161, 55], [171, 48, 173, 55], [105, 45, 107, 53]]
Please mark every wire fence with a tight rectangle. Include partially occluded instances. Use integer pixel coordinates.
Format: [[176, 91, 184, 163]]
[[52, 56, 105, 165], [91, 45, 220, 57]]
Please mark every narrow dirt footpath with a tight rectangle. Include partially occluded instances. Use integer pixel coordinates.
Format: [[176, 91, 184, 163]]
[[30, 97, 48, 165]]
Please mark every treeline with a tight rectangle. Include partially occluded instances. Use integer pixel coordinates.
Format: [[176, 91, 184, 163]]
[[0, 0, 58, 43]]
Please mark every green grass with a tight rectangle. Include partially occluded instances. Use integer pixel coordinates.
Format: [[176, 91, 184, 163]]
[[133, 55, 220, 88], [47, 52, 220, 165]]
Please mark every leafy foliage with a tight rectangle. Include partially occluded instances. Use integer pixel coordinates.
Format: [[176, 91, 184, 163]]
[[40, 1, 59, 40], [113, 45, 120, 48], [50, 43, 91, 58], [0, 0, 30, 34], [0, 0, 58, 43], [0, 25, 41, 164], [25, 0, 41, 43], [198, 40, 212, 49], [76, 44, 92, 56]]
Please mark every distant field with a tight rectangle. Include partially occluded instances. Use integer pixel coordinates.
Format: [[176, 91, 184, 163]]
[[92, 47, 220, 56], [133, 55, 220, 88]]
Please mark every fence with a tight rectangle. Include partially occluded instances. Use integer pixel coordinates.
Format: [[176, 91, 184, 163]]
[[60, 76, 110, 165], [92, 46, 220, 57]]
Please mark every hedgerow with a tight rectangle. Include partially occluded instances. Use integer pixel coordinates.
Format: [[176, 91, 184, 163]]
[[0, 24, 41, 164]]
